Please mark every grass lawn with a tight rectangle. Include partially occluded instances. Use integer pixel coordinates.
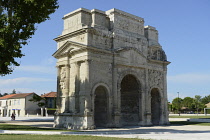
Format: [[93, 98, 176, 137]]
[[170, 121, 210, 126], [169, 115, 210, 126], [0, 135, 148, 140], [169, 115, 210, 119], [0, 124, 68, 131]]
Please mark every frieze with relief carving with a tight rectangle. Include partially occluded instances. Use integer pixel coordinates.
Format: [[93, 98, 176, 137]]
[[148, 69, 163, 90]]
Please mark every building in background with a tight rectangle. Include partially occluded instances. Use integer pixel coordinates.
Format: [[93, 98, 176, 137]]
[[0, 93, 40, 117], [0, 94, 16, 117], [41, 92, 57, 108]]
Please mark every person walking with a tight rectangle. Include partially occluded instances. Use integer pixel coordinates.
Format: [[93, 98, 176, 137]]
[[11, 113, 15, 120]]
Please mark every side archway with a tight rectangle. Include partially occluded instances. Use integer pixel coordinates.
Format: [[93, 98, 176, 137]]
[[151, 88, 161, 125], [93, 84, 110, 127]]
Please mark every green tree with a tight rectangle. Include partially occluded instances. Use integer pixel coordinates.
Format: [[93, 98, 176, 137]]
[[201, 95, 210, 105], [10, 89, 16, 94], [0, 0, 59, 76], [29, 94, 45, 107], [3, 93, 8, 96], [168, 102, 173, 112], [172, 97, 183, 114], [193, 95, 205, 114], [182, 97, 194, 110]]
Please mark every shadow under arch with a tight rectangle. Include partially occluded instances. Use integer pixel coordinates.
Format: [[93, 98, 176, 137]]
[[92, 83, 110, 128], [150, 88, 161, 125]]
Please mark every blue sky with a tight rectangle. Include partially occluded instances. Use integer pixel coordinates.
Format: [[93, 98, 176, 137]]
[[0, 0, 210, 102]]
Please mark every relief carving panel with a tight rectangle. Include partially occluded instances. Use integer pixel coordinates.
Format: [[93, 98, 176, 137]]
[[148, 69, 164, 90], [60, 67, 67, 89]]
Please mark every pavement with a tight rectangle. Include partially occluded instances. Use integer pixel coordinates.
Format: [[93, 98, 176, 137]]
[[1, 116, 210, 140]]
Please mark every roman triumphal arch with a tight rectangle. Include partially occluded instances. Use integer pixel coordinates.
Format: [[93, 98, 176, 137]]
[[53, 8, 170, 129]]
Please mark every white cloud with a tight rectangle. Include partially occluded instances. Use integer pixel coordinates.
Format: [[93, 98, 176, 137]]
[[41, 57, 56, 65], [0, 77, 56, 95], [16, 65, 56, 74], [0, 77, 54, 86], [0, 88, 55, 95], [167, 73, 210, 85]]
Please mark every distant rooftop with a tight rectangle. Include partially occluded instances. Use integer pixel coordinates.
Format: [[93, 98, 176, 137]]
[[41, 92, 57, 98], [0, 93, 34, 100]]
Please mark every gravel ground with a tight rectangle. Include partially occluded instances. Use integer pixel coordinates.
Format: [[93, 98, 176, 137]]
[[1, 117, 210, 140]]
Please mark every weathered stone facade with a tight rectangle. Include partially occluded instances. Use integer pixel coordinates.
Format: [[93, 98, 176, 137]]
[[53, 8, 170, 129]]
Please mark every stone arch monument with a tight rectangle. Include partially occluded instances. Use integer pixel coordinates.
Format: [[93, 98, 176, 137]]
[[53, 8, 170, 129]]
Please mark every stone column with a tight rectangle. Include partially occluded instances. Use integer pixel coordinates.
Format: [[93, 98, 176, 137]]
[[74, 62, 81, 113], [84, 59, 91, 114], [113, 86, 121, 127], [145, 69, 152, 125], [138, 88, 144, 125], [56, 65, 62, 114], [69, 62, 75, 113], [64, 64, 70, 113], [45, 108, 48, 117], [163, 69, 169, 124], [41, 108, 43, 116], [159, 93, 164, 124], [69, 95, 75, 113]]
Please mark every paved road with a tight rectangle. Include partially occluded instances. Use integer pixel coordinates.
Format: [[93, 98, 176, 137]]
[[1, 117, 210, 140]]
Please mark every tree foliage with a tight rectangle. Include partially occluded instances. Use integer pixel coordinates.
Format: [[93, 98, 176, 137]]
[[29, 94, 45, 107], [172, 97, 183, 112], [194, 95, 205, 113], [11, 89, 16, 94], [171, 95, 209, 114], [182, 97, 194, 109], [0, 0, 59, 76], [201, 95, 210, 104], [3, 93, 8, 96]]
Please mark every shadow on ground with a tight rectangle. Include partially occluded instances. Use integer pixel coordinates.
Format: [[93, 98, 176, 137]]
[[1, 119, 210, 135]]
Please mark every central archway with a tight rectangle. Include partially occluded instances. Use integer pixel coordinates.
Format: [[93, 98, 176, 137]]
[[94, 86, 108, 127], [121, 74, 140, 125]]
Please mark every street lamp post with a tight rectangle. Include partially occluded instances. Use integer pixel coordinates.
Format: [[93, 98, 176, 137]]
[[178, 92, 180, 116]]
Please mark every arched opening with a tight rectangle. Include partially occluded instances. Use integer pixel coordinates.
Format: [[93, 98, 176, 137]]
[[121, 74, 140, 125], [94, 86, 108, 127], [151, 88, 161, 125]]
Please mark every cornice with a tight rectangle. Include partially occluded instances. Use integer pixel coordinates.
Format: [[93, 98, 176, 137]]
[[106, 8, 144, 23], [53, 41, 113, 59], [148, 59, 171, 65], [54, 28, 88, 42]]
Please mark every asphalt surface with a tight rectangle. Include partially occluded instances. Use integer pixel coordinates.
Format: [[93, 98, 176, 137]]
[[1, 116, 210, 140]]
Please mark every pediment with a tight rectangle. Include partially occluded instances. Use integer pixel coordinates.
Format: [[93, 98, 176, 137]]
[[116, 47, 147, 65], [52, 41, 87, 58]]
